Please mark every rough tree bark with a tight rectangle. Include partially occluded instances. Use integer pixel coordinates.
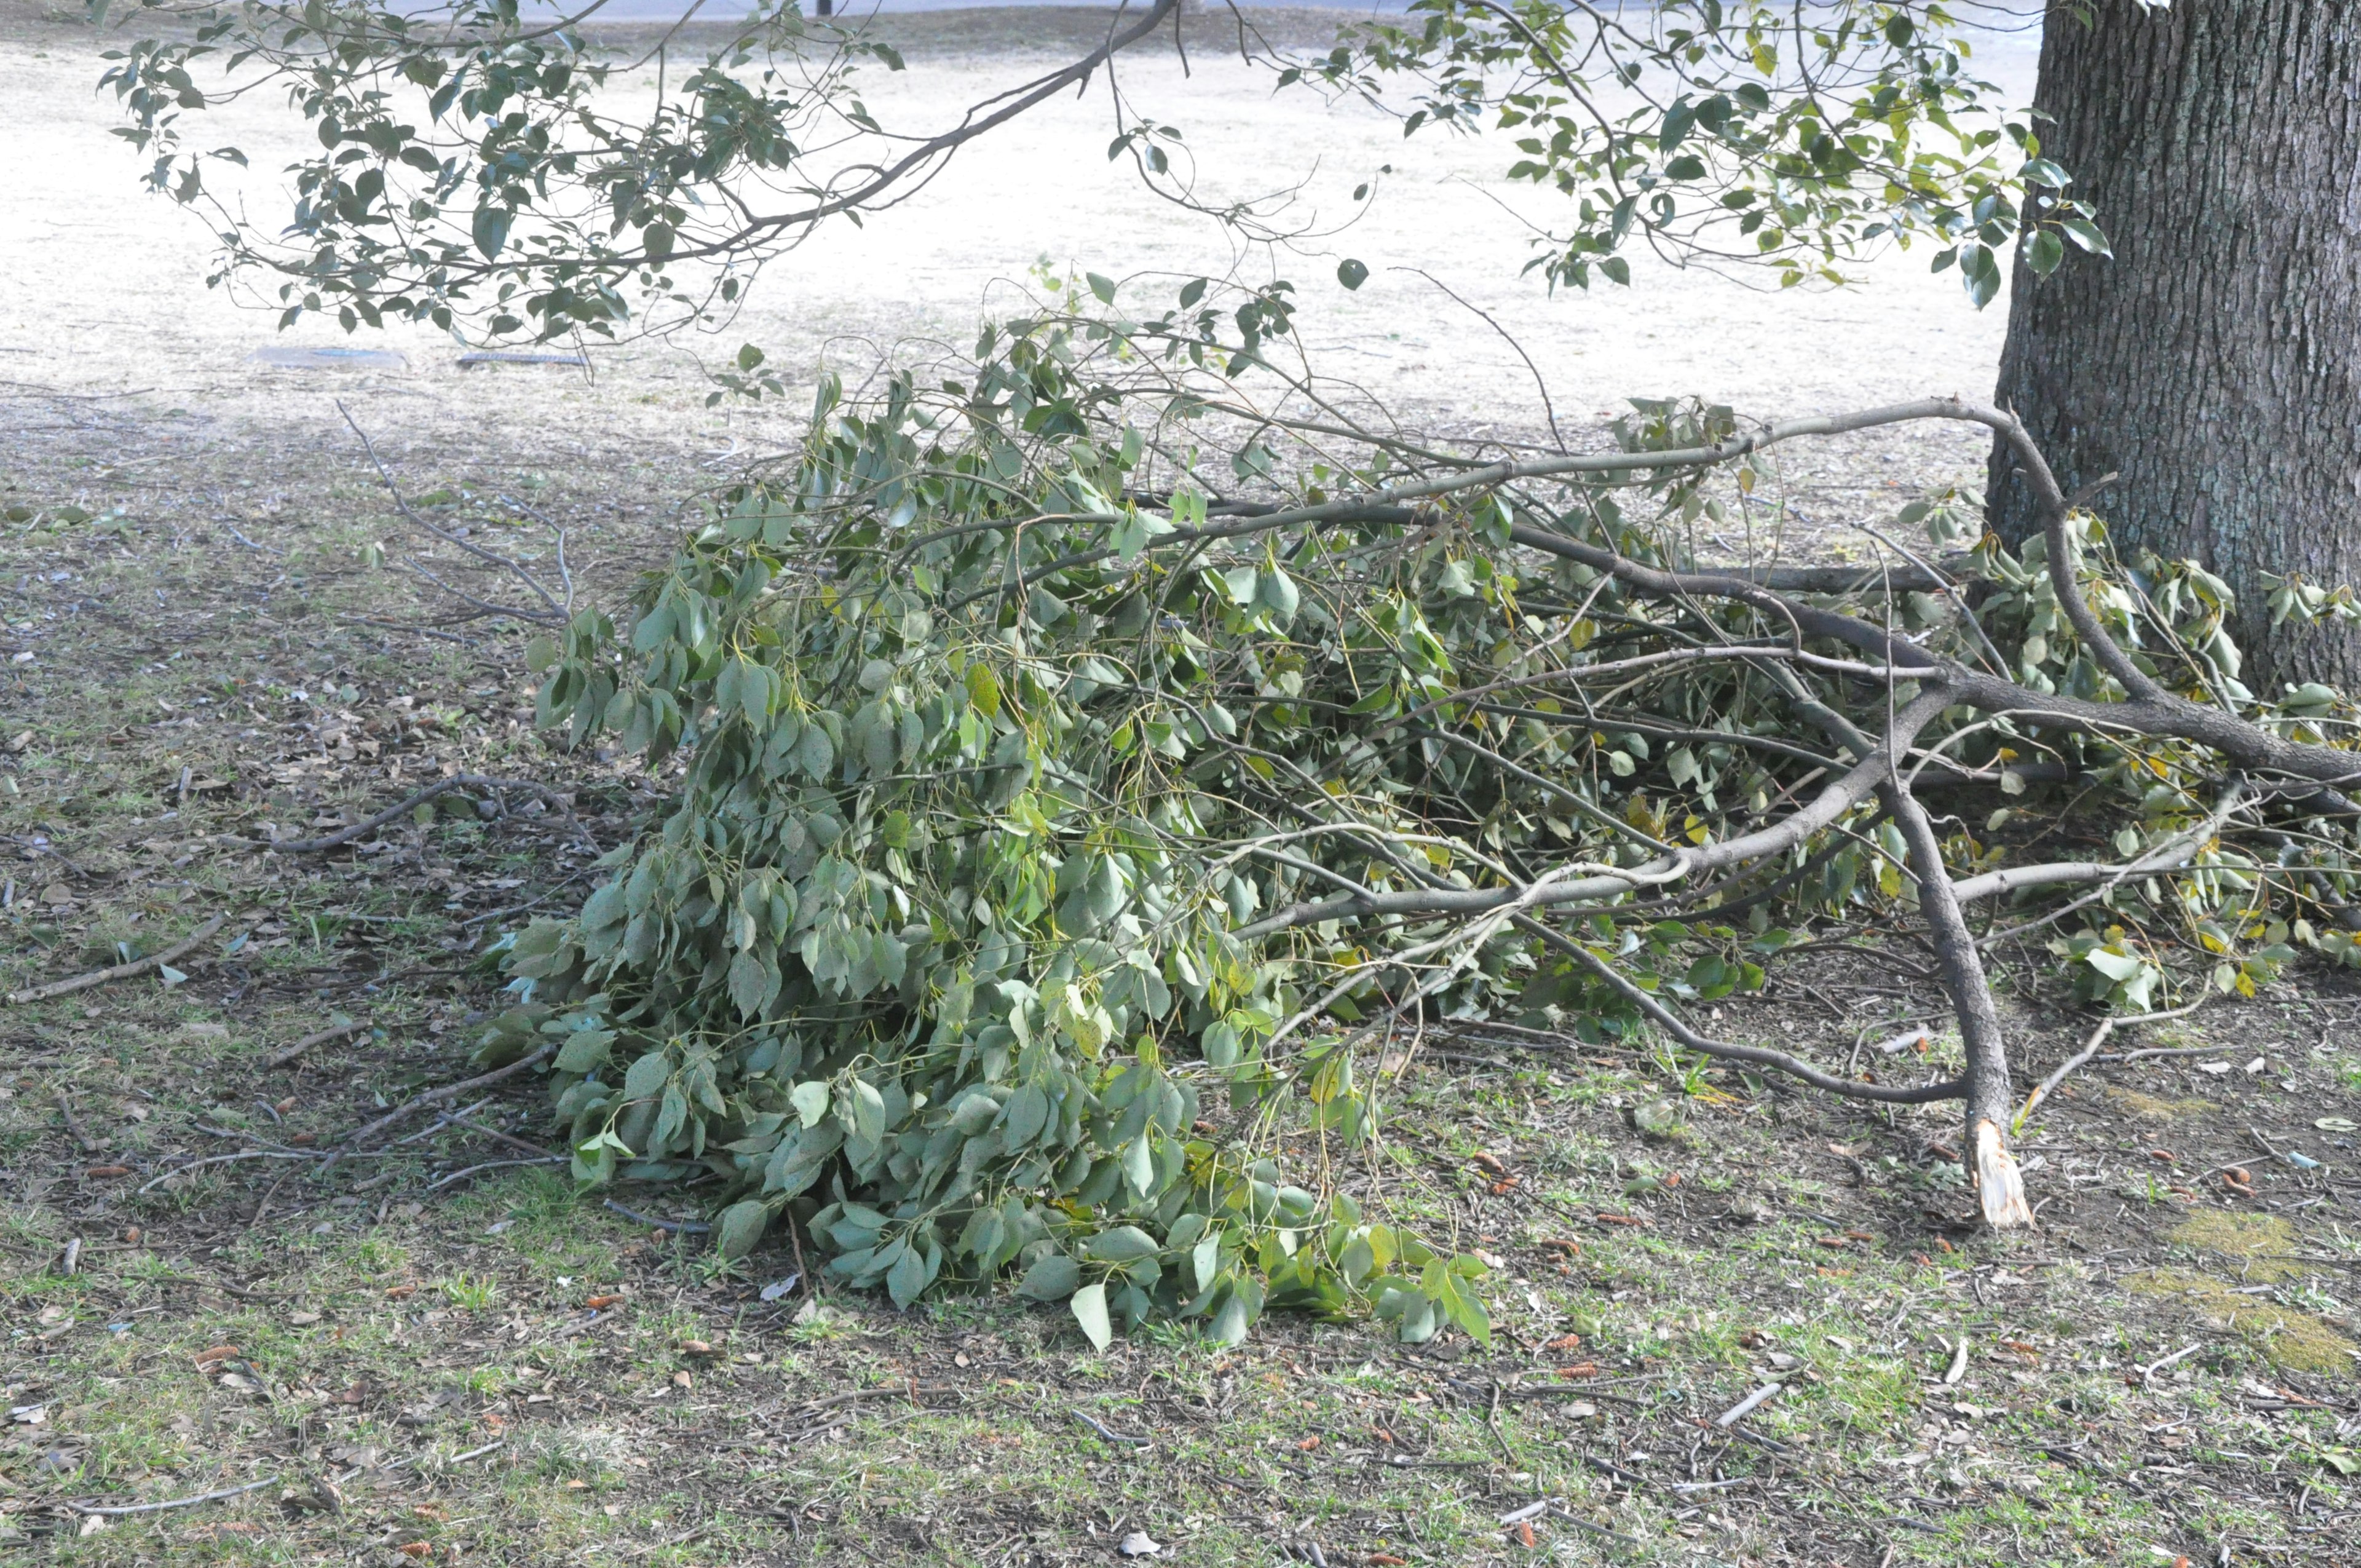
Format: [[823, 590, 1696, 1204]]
[[1988, 1, 2361, 692]]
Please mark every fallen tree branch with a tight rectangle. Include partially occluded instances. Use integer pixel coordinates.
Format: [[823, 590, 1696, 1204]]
[[1883, 783, 2031, 1225], [260, 775, 592, 853], [6, 914, 224, 1006]]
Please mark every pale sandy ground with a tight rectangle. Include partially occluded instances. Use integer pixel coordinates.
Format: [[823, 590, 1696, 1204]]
[[0, 1, 2042, 566]]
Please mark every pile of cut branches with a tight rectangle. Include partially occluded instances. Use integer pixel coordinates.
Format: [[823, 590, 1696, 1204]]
[[502, 280, 2361, 1345]]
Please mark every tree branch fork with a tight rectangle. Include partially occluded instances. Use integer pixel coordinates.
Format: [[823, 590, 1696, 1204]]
[[1171, 395, 2346, 1229]]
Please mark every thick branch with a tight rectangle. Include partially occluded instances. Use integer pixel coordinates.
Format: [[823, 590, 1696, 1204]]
[[1881, 784, 2031, 1227], [1233, 690, 1948, 940]]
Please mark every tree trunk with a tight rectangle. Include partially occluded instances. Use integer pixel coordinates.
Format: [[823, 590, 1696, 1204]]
[[1988, 2, 2361, 693]]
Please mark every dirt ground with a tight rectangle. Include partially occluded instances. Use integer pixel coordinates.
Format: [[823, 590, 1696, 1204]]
[[4, 3, 2359, 1566]]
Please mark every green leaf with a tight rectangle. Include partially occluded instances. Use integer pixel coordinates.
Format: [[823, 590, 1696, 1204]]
[[727, 949, 777, 1020], [790, 1080, 831, 1128], [623, 1050, 671, 1101], [1121, 1133, 1156, 1195], [2084, 948, 2145, 983], [2059, 216, 2113, 258], [1335, 258, 1369, 291], [1017, 1251, 1082, 1301], [1001, 1082, 1050, 1146], [1069, 1281, 1113, 1350], [965, 662, 1002, 719], [1086, 272, 1116, 305], [715, 1199, 769, 1260], [471, 205, 512, 261], [553, 1029, 614, 1074], [1209, 1291, 1250, 1346], [1083, 1225, 1158, 1264], [1659, 95, 1698, 151], [886, 1244, 928, 1309], [2026, 229, 2065, 277]]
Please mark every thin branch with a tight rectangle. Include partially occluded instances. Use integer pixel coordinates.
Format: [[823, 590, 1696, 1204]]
[[1518, 914, 1963, 1105], [318, 1043, 556, 1174], [6, 914, 224, 1006], [337, 403, 569, 626], [265, 1020, 368, 1070], [66, 1478, 277, 1517], [261, 775, 592, 853], [2014, 995, 2212, 1133]]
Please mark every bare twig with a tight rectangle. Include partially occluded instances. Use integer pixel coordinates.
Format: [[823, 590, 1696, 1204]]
[[265, 1020, 368, 1070], [2141, 1342, 2205, 1390], [138, 1149, 331, 1194], [604, 1199, 712, 1235], [319, 1044, 556, 1173], [423, 1156, 563, 1192], [66, 1477, 277, 1516], [6, 914, 224, 1005], [53, 1090, 101, 1154], [1712, 1382, 1783, 1427], [2015, 995, 2212, 1133], [261, 775, 592, 853], [338, 403, 570, 626]]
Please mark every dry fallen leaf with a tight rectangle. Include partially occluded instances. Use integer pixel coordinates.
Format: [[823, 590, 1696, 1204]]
[[585, 1294, 623, 1309]]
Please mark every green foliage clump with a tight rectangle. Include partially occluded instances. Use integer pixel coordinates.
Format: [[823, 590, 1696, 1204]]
[[496, 283, 2355, 1343]]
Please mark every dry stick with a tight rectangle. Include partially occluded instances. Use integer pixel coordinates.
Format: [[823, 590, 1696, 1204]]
[[66, 1477, 277, 1517], [1233, 691, 1945, 941], [2014, 996, 2213, 1133], [265, 1020, 368, 1070], [261, 774, 593, 853], [424, 1157, 562, 1193], [6, 914, 224, 1005], [604, 1199, 713, 1235], [1713, 1382, 1783, 1428], [1518, 916, 1961, 1106], [53, 1090, 101, 1154], [138, 1149, 328, 1195], [442, 1114, 563, 1162], [2141, 1342, 2205, 1390], [318, 1043, 555, 1175]]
